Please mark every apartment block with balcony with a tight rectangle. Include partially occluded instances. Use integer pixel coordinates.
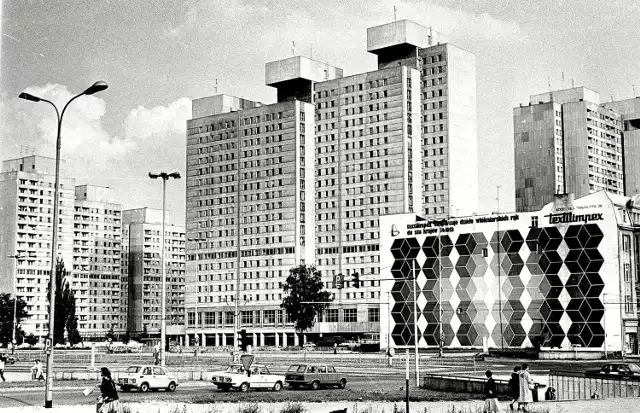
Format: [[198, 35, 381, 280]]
[[0, 156, 75, 339], [122, 208, 185, 341], [72, 185, 123, 338]]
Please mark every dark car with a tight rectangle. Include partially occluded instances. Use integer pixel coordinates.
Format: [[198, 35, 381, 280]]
[[285, 363, 347, 390], [586, 363, 640, 378]]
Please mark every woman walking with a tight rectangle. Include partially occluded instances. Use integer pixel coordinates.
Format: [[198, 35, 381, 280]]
[[508, 365, 521, 411], [96, 367, 119, 413], [483, 369, 500, 413], [518, 363, 535, 412]]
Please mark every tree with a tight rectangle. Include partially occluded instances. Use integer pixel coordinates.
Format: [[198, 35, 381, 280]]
[[0, 293, 29, 346], [280, 264, 333, 332], [47, 258, 81, 345]]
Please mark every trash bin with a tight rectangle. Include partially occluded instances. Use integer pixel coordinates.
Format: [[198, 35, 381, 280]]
[[532, 383, 540, 402]]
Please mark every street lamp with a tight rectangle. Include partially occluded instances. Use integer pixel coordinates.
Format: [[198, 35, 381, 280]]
[[148, 171, 181, 367], [7, 254, 25, 354], [19, 80, 108, 409]]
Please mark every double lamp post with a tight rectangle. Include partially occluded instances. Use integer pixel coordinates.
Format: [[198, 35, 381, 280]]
[[19, 81, 108, 408]]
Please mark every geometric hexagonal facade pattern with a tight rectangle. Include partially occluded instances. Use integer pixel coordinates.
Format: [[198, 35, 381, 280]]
[[389, 224, 606, 349]]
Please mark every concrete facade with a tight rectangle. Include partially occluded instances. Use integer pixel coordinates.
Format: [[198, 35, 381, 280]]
[[0, 156, 75, 338], [514, 87, 624, 212], [72, 185, 124, 336], [368, 20, 478, 219], [603, 97, 640, 197], [122, 208, 185, 338]]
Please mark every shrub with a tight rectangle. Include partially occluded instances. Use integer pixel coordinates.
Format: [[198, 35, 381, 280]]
[[279, 402, 306, 413], [239, 404, 261, 413]]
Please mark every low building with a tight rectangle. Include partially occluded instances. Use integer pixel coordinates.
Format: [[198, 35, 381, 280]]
[[380, 191, 639, 355]]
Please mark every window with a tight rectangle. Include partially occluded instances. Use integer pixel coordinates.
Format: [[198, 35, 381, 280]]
[[623, 234, 631, 252], [344, 308, 357, 322], [625, 295, 633, 313], [368, 308, 380, 322], [624, 263, 631, 282], [325, 309, 339, 323]]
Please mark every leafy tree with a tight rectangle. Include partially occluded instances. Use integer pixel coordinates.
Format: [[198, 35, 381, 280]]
[[47, 258, 81, 345], [24, 333, 39, 346], [0, 293, 29, 346], [106, 326, 115, 341], [280, 264, 333, 332]]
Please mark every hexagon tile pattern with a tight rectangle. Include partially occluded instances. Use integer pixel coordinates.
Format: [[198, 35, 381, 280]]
[[389, 223, 605, 350]]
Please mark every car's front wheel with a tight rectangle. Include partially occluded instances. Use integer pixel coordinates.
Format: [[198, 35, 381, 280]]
[[311, 380, 320, 390], [239, 382, 250, 392], [338, 379, 347, 389], [167, 382, 177, 392], [273, 381, 283, 392], [139, 382, 150, 392]]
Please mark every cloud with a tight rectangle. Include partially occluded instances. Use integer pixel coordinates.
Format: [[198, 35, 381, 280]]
[[124, 98, 191, 141]]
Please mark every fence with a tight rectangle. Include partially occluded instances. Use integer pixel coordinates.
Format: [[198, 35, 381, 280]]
[[422, 372, 545, 399], [549, 370, 640, 400]]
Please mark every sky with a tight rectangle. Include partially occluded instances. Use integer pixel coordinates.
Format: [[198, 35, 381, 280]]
[[2, 0, 640, 226]]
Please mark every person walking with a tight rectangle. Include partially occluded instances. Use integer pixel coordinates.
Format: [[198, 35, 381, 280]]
[[483, 369, 500, 413], [0, 354, 6, 382], [518, 363, 535, 412], [30, 360, 44, 381], [96, 367, 119, 413], [508, 365, 521, 411]]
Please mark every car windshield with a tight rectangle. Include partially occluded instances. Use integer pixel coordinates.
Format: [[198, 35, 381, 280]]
[[287, 365, 306, 373], [225, 365, 246, 374], [125, 366, 141, 373], [628, 364, 640, 373]]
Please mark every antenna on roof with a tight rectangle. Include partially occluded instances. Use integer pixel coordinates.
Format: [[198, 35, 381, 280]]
[[572, 78, 575, 88], [214, 78, 218, 94], [634, 84, 637, 97], [562, 71, 565, 89], [292, 41, 295, 56], [548, 77, 551, 91], [394, 6, 397, 21]]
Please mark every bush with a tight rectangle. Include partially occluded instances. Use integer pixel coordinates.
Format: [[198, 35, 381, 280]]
[[279, 403, 306, 413], [239, 404, 261, 413]]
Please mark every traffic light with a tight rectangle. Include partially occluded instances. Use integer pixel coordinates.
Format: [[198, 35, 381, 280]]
[[352, 273, 361, 288], [333, 273, 344, 289], [238, 329, 248, 352]]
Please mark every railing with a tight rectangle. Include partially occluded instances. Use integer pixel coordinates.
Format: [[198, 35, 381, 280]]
[[549, 370, 640, 400]]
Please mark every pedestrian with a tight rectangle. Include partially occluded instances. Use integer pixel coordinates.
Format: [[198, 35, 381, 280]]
[[508, 365, 521, 411], [483, 369, 500, 413], [0, 354, 6, 382], [30, 360, 44, 381], [518, 363, 535, 412], [96, 367, 119, 413]]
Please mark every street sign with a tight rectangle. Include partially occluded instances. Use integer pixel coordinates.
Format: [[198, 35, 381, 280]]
[[240, 354, 254, 372]]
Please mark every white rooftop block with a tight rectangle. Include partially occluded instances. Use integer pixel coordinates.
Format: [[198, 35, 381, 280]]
[[265, 56, 342, 86], [367, 20, 444, 53], [192, 94, 261, 118], [530, 87, 600, 105]]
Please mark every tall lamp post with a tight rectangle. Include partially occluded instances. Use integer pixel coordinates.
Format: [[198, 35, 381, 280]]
[[7, 254, 25, 354], [149, 171, 181, 367], [19, 81, 108, 408]]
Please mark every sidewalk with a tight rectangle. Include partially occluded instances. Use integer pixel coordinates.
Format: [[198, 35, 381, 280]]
[[0, 399, 638, 413]]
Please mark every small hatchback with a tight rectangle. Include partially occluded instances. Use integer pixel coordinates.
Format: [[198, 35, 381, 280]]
[[285, 364, 347, 390], [117, 365, 179, 392]]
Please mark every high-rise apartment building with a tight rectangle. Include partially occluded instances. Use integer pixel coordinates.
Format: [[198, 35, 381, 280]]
[[72, 185, 123, 337], [122, 208, 185, 341], [183, 20, 472, 347], [0, 156, 75, 338], [0, 156, 125, 339], [602, 97, 640, 196], [367, 20, 478, 219], [514, 87, 624, 212], [185, 60, 328, 347]]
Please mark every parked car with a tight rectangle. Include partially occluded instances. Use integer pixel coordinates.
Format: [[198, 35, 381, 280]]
[[211, 363, 285, 392], [285, 363, 347, 389], [586, 362, 640, 378], [117, 365, 179, 392]]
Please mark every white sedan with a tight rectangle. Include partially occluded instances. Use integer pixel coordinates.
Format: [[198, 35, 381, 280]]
[[211, 364, 285, 392], [117, 365, 178, 392]]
